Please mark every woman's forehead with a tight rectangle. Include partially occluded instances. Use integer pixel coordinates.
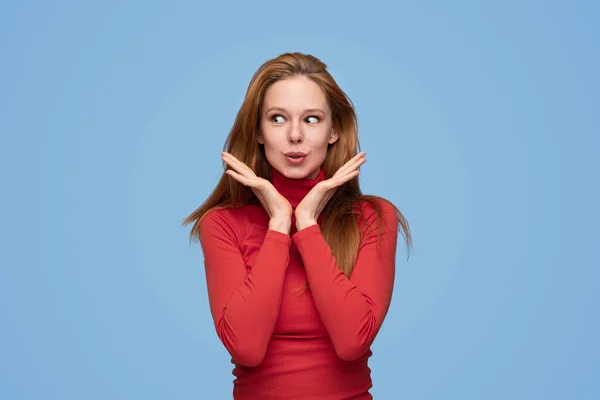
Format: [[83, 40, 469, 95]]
[[263, 78, 329, 113]]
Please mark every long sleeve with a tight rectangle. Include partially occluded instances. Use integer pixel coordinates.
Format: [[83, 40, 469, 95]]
[[199, 210, 291, 367], [292, 199, 399, 362]]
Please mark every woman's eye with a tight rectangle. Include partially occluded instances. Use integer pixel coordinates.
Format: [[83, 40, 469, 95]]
[[271, 115, 285, 123], [306, 116, 320, 124]]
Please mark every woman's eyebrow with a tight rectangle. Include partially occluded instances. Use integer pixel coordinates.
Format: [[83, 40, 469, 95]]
[[265, 107, 326, 114]]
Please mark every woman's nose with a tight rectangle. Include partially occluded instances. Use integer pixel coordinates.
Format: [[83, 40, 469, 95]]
[[288, 123, 303, 143]]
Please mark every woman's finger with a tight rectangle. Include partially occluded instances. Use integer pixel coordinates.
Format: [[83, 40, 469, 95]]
[[222, 152, 252, 176], [222, 152, 256, 177], [225, 169, 261, 187], [345, 155, 366, 174], [331, 169, 360, 187], [320, 169, 360, 190], [334, 152, 366, 177], [332, 158, 365, 181]]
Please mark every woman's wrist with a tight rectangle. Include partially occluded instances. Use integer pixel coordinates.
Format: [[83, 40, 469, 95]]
[[295, 215, 318, 231], [269, 215, 291, 234]]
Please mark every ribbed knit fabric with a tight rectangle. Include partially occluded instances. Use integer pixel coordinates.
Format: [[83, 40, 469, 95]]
[[199, 167, 399, 399]]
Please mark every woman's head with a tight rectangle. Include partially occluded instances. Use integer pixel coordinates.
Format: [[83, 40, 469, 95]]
[[225, 52, 359, 182]]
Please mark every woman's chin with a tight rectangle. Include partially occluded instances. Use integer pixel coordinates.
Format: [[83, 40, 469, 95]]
[[276, 164, 318, 180]]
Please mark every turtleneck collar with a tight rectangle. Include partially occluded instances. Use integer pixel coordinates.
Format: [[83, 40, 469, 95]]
[[271, 167, 326, 208]]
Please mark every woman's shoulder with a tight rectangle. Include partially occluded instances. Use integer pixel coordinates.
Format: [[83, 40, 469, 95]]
[[354, 195, 397, 216], [199, 204, 266, 235], [353, 196, 399, 229]]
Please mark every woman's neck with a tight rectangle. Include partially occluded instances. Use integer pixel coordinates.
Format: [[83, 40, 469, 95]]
[[270, 167, 325, 209]]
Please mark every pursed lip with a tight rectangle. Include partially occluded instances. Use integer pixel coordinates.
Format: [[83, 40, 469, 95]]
[[284, 152, 307, 157]]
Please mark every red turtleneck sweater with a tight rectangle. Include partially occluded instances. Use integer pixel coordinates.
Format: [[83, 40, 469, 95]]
[[199, 168, 399, 399]]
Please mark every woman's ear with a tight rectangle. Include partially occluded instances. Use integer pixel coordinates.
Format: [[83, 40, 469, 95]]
[[257, 131, 265, 144], [328, 129, 339, 144]]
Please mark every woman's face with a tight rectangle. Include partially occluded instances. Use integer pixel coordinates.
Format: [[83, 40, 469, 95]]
[[258, 76, 339, 180]]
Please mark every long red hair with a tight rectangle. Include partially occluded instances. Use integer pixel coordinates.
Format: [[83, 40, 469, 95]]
[[182, 52, 411, 291]]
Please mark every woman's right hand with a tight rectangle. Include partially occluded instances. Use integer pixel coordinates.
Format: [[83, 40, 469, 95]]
[[222, 151, 292, 234]]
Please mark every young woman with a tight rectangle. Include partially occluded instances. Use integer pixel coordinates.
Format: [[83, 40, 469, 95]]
[[183, 52, 411, 399]]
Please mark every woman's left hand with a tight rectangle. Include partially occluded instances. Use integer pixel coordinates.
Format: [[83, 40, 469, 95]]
[[295, 152, 366, 231]]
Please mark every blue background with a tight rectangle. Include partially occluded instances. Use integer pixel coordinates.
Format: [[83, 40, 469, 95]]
[[1, 1, 598, 399]]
